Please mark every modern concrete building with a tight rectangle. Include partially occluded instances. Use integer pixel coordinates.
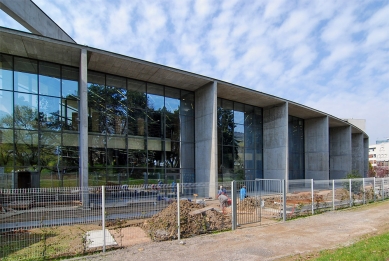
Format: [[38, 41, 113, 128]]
[[0, 0, 369, 194]]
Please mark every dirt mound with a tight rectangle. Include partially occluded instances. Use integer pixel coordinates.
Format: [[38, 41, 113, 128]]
[[237, 197, 261, 212], [142, 200, 231, 241]]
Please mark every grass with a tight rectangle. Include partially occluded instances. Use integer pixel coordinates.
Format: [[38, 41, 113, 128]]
[[311, 232, 389, 261]]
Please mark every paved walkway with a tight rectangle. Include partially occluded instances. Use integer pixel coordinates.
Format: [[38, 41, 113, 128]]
[[69, 200, 389, 261]]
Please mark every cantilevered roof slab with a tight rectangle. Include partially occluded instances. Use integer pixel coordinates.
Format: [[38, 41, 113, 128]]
[[86, 50, 211, 91], [217, 82, 284, 108], [0, 28, 80, 66]]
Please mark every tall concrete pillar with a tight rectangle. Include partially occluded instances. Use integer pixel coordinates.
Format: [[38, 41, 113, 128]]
[[263, 102, 288, 181], [79, 49, 89, 206], [364, 138, 369, 177], [304, 117, 329, 180], [195, 81, 217, 197], [329, 126, 351, 179], [352, 133, 364, 176]]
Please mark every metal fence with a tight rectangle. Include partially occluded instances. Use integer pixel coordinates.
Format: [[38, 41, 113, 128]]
[[231, 179, 283, 227], [284, 177, 389, 218], [1, 177, 389, 260], [0, 182, 227, 260]]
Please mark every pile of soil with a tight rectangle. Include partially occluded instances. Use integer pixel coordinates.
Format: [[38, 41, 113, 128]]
[[237, 197, 261, 212], [142, 200, 231, 241]]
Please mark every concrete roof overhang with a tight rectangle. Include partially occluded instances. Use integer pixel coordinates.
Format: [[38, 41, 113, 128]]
[[0, 27, 368, 138]]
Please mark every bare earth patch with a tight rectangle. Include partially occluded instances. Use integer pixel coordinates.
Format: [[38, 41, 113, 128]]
[[67, 200, 389, 261]]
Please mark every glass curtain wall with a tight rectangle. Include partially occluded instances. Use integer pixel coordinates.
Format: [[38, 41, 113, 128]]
[[0, 53, 195, 187], [288, 115, 305, 179], [217, 98, 263, 182], [0, 53, 79, 188], [87, 71, 195, 186]]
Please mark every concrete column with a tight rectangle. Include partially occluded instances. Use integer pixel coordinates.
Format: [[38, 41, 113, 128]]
[[195, 81, 217, 197], [352, 133, 364, 176], [329, 126, 351, 179], [79, 49, 89, 205], [364, 138, 369, 177], [263, 102, 288, 181], [304, 116, 329, 180]]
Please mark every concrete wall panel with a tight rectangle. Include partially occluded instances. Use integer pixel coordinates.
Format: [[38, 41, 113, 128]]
[[352, 133, 364, 176], [329, 126, 352, 179], [263, 103, 288, 180], [364, 138, 369, 177], [195, 81, 217, 197], [305, 117, 329, 180]]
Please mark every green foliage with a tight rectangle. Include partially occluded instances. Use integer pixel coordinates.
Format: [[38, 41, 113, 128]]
[[343, 170, 363, 194], [315, 232, 389, 261]]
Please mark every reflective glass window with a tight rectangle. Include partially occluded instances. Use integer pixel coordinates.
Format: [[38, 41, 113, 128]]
[[234, 103, 244, 124], [62, 66, 78, 98], [14, 129, 39, 167], [106, 75, 127, 135], [39, 62, 60, 97], [39, 96, 61, 131], [88, 72, 106, 133], [0, 54, 13, 91], [127, 79, 146, 109], [181, 91, 194, 116], [147, 83, 164, 111], [0, 128, 14, 171], [0, 90, 13, 128], [14, 57, 38, 94], [14, 93, 38, 130], [148, 111, 163, 138], [61, 98, 79, 131], [39, 131, 61, 166]]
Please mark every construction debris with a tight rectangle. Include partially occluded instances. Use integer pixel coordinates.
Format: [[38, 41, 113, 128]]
[[142, 200, 231, 241]]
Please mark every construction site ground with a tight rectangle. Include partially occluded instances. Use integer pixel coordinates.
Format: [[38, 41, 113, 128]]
[[67, 199, 389, 261]]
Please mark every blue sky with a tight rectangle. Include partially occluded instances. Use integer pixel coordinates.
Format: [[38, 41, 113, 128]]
[[1, 0, 388, 143]]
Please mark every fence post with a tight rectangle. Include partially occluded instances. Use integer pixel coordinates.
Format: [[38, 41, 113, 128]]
[[332, 180, 335, 211], [282, 180, 286, 222], [311, 179, 314, 215], [363, 178, 365, 204], [349, 179, 352, 207], [102, 185, 106, 252], [373, 177, 376, 202], [177, 183, 180, 242], [382, 178, 384, 200], [231, 181, 237, 230]]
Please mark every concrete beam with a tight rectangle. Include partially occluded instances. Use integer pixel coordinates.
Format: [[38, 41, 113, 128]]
[[305, 117, 329, 180], [329, 126, 352, 179], [195, 81, 217, 197], [263, 103, 288, 181], [0, 0, 75, 43]]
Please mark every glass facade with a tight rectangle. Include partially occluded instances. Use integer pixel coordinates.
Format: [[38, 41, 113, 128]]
[[87, 71, 195, 185], [217, 98, 263, 181], [0, 53, 195, 187], [0, 53, 79, 187], [288, 115, 305, 179]]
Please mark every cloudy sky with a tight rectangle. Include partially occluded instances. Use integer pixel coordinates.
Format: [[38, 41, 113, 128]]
[[1, 0, 388, 143]]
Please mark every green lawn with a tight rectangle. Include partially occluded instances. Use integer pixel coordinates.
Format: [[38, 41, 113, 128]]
[[312, 232, 389, 261]]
